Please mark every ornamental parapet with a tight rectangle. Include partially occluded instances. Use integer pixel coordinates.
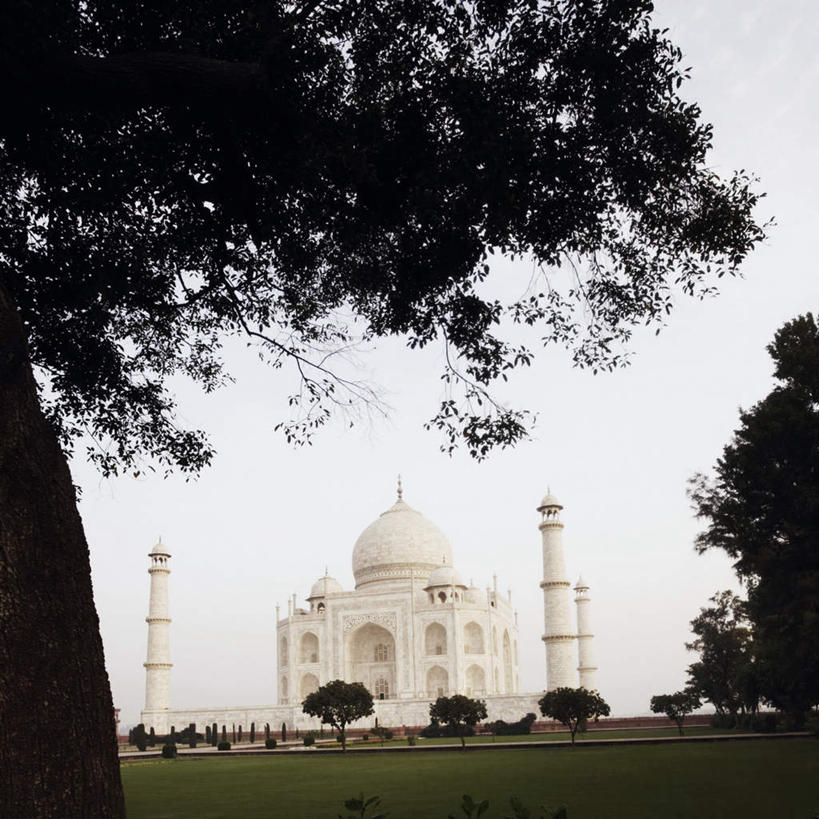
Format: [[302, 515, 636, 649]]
[[143, 662, 173, 669], [539, 580, 571, 589], [145, 617, 171, 624], [541, 634, 576, 643], [537, 521, 564, 531]]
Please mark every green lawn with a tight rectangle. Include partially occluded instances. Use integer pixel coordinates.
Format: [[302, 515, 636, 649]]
[[359, 724, 740, 747], [122, 737, 818, 818]]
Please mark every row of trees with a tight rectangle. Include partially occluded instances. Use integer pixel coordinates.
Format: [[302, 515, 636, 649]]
[[302, 679, 611, 750], [647, 315, 819, 731]]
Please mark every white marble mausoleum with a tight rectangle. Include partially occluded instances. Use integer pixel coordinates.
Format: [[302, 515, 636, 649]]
[[140, 483, 597, 733]]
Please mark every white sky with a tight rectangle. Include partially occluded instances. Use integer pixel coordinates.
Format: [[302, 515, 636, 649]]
[[73, 0, 819, 727]]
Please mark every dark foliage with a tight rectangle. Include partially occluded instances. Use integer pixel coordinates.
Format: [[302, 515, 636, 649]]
[[0, 0, 765, 471], [302, 679, 374, 751], [217, 740, 231, 751], [690, 314, 819, 715], [538, 687, 610, 744], [160, 743, 177, 759], [429, 695, 487, 747], [685, 591, 758, 718], [649, 690, 701, 736], [265, 737, 277, 749], [491, 712, 537, 736]]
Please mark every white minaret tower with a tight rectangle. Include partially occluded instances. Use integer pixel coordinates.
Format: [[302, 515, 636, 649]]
[[538, 491, 577, 690], [142, 538, 172, 733], [574, 576, 598, 689]]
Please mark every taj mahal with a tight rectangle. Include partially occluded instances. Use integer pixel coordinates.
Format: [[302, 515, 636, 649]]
[[140, 484, 598, 733]]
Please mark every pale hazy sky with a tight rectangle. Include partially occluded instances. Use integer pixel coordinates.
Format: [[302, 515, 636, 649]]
[[73, 0, 819, 727]]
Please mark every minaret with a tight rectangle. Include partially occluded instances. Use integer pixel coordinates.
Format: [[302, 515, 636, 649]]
[[142, 538, 172, 733], [538, 491, 576, 690], [574, 576, 598, 689]]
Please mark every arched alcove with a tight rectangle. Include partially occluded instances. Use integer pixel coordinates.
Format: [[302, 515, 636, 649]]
[[425, 622, 447, 656], [466, 664, 486, 696], [502, 630, 512, 693], [426, 665, 449, 698], [280, 636, 288, 665], [345, 622, 396, 700], [280, 676, 288, 701], [299, 632, 319, 664], [300, 672, 319, 700], [463, 622, 484, 654]]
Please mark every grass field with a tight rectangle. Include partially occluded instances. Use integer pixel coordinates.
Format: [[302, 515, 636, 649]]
[[352, 724, 740, 747], [122, 737, 818, 818]]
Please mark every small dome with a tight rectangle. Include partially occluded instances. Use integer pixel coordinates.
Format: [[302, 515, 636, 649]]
[[308, 575, 344, 599], [465, 586, 484, 604], [538, 492, 562, 510], [150, 538, 170, 556], [352, 496, 453, 589], [425, 564, 466, 589], [574, 575, 589, 590]]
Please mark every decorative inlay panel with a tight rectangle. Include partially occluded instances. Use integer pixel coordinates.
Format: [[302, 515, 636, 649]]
[[343, 613, 397, 634]]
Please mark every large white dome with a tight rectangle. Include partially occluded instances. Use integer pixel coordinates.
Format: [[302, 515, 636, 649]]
[[352, 497, 453, 589]]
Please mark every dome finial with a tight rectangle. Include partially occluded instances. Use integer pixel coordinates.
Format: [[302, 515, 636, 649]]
[[397, 473, 403, 501]]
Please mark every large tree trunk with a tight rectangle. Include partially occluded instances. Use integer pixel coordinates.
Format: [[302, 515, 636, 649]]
[[0, 285, 125, 817]]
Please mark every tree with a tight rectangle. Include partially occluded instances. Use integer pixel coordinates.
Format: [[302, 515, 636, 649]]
[[0, 1, 765, 814], [250, 722, 255, 744], [429, 695, 488, 748], [302, 679, 374, 751], [211, 722, 218, 747], [131, 723, 147, 752], [650, 690, 701, 736], [538, 687, 610, 744], [685, 591, 757, 719], [689, 314, 819, 718]]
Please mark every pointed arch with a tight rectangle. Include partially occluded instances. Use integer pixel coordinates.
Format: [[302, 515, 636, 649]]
[[426, 665, 449, 698], [425, 622, 447, 655], [463, 622, 484, 654], [299, 631, 319, 664]]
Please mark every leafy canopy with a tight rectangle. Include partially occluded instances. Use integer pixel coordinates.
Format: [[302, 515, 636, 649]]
[[684, 590, 756, 717], [301, 679, 374, 749], [649, 690, 701, 735], [689, 314, 819, 714], [538, 686, 610, 743], [0, 0, 765, 472], [429, 694, 488, 746]]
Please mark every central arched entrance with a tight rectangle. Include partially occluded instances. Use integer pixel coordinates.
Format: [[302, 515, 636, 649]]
[[345, 622, 396, 700]]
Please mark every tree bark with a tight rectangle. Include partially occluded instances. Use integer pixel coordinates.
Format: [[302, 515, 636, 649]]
[[0, 284, 125, 817]]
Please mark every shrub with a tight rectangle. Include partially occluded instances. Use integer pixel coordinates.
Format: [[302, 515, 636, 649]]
[[250, 722, 255, 744], [303, 733, 316, 747], [238, 725, 243, 743], [161, 743, 177, 759], [265, 722, 270, 741], [131, 723, 147, 751], [188, 722, 197, 748], [751, 713, 778, 733], [265, 738, 277, 749], [148, 727, 156, 747], [406, 734, 417, 746], [420, 721, 474, 739], [361, 734, 369, 741], [710, 713, 736, 730], [217, 740, 231, 751], [211, 722, 217, 747]]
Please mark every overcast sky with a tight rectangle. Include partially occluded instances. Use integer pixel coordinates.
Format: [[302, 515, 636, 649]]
[[73, 0, 819, 727]]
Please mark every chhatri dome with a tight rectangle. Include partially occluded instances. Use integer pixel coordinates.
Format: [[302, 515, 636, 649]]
[[352, 478, 453, 589]]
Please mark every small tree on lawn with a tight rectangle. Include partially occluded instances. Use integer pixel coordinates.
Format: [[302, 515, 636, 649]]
[[282, 723, 287, 742], [302, 680, 374, 752], [250, 722, 255, 744], [221, 725, 227, 743], [265, 723, 270, 742], [538, 687, 610, 745], [650, 690, 702, 736], [429, 695, 488, 749], [205, 725, 211, 744], [238, 725, 243, 743], [188, 722, 196, 748], [211, 723, 218, 747], [148, 727, 156, 748]]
